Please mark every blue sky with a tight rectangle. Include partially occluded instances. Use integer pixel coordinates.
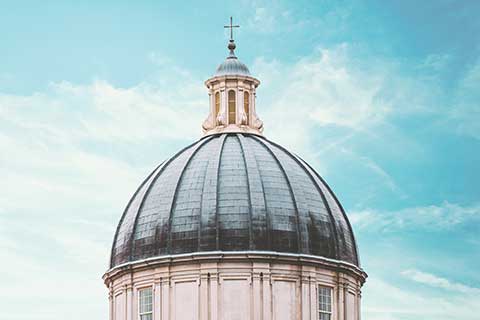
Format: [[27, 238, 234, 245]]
[[1, 1, 479, 319]]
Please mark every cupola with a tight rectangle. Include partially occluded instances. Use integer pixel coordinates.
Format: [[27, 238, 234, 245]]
[[202, 19, 263, 136]]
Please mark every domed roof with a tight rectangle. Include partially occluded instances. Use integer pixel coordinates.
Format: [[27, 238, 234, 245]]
[[215, 57, 250, 76], [213, 39, 251, 77], [110, 133, 359, 268]]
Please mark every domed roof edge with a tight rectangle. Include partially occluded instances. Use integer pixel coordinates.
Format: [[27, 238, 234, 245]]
[[109, 137, 209, 268], [297, 157, 360, 266], [253, 136, 343, 262], [110, 133, 360, 268], [109, 161, 164, 268]]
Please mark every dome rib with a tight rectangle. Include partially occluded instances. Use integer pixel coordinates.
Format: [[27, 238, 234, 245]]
[[214, 135, 228, 251], [236, 134, 254, 248], [263, 139, 325, 254], [110, 133, 360, 268], [238, 134, 271, 250], [299, 158, 360, 266], [127, 138, 206, 262], [198, 134, 227, 251], [262, 138, 342, 260], [164, 136, 215, 254], [292, 154, 341, 260], [109, 161, 164, 267], [251, 135, 302, 253]]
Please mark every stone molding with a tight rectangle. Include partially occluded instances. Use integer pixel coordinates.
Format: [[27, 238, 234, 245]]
[[104, 252, 365, 320]]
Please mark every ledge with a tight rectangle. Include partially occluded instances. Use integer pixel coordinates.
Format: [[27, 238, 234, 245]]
[[103, 251, 367, 285]]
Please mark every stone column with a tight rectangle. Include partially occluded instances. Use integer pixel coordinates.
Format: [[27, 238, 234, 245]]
[[251, 87, 257, 117], [309, 276, 316, 320], [221, 88, 227, 124], [300, 268, 316, 320], [252, 264, 263, 320], [154, 280, 162, 320], [161, 277, 170, 320], [262, 270, 272, 320], [125, 283, 133, 320], [109, 285, 114, 320], [336, 276, 345, 320], [238, 88, 244, 124], [200, 270, 209, 320], [210, 270, 219, 320]]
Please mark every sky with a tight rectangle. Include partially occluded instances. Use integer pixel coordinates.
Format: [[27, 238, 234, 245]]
[[0, 0, 479, 319]]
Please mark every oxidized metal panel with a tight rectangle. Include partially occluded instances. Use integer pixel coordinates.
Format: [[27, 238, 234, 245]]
[[110, 133, 360, 268]]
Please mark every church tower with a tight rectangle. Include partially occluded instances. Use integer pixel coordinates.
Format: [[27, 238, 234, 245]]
[[103, 18, 367, 320]]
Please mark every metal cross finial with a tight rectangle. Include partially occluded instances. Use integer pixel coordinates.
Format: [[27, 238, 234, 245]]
[[224, 16, 240, 41]]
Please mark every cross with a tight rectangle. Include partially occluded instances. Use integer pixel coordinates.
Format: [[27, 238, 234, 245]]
[[224, 16, 240, 41]]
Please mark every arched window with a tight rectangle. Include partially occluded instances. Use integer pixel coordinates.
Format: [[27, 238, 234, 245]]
[[215, 92, 220, 118], [244, 91, 250, 124], [228, 90, 236, 124]]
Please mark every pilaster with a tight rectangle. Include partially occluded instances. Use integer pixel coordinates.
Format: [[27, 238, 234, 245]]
[[125, 282, 133, 320]]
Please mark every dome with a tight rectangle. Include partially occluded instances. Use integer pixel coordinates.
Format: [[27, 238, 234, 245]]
[[110, 133, 359, 268], [213, 39, 251, 77], [215, 56, 251, 76]]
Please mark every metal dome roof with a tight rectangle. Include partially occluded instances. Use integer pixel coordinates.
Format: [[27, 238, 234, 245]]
[[213, 39, 251, 77], [110, 133, 359, 268], [215, 57, 251, 76]]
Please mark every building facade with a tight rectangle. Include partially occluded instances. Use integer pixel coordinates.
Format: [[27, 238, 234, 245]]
[[103, 34, 367, 320]]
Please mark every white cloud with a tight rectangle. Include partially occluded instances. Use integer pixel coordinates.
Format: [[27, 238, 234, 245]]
[[450, 58, 480, 140], [363, 276, 480, 320], [245, 1, 301, 34], [253, 45, 392, 154], [350, 201, 480, 232], [0, 22, 478, 319], [402, 269, 480, 294], [0, 66, 208, 319], [248, 7, 277, 33]]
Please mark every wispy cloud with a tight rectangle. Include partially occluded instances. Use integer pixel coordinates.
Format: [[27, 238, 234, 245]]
[[363, 276, 480, 320], [253, 44, 394, 158], [0, 67, 207, 319], [402, 269, 480, 294], [350, 201, 480, 232], [450, 57, 480, 140]]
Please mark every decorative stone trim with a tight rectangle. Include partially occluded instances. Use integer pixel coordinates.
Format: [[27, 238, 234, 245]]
[[104, 252, 366, 320]]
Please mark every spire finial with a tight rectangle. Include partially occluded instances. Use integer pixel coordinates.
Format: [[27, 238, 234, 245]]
[[224, 16, 240, 57], [224, 16, 240, 41]]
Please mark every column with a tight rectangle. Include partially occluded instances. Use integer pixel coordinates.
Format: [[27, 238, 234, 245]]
[[301, 273, 309, 320], [252, 264, 263, 320], [126, 283, 133, 320], [238, 88, 244, 125], [262, 271, 272, 320], [309, 276, 316, 320], [161, 278, 170, 320], [109, 284, 114, 320], [221, 88, 227, 125], [210, 271, 219, 320], [200, 270, 209, 320], [154, 280, 161, 320], [208, 88, 214, 116]]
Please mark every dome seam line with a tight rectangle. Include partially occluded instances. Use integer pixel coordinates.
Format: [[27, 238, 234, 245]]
[[109, 161, 164, 268], [236, 133, 254, 249], [215, 134, 228, 250], [300, 159, 360, 266], [165, 135, 215, 254], [251, 135, 303, 253], [287, 152, 342, 261], [244, 135, 272, 250], [127, 139, 201, 263], [260, 137, 342, 261]]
